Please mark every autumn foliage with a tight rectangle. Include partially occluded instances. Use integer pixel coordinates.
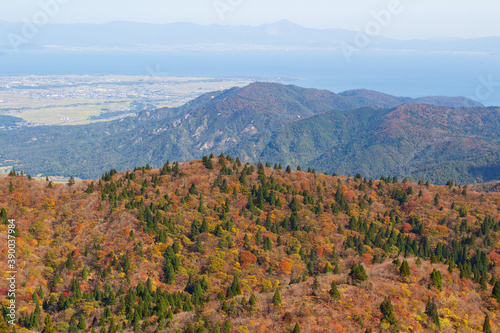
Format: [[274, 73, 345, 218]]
[[0, 156, 499, 332]]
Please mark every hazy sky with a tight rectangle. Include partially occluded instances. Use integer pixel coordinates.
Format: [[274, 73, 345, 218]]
[[1, 0, 499, 39]]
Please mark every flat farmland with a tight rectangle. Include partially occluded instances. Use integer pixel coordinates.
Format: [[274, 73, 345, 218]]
[[0, 75, 261, 125]]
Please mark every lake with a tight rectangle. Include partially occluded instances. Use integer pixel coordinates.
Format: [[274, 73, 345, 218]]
[[1, 49, 499, 106]]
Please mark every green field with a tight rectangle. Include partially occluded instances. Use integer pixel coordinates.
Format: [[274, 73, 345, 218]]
[[0, 75, 257, 125]]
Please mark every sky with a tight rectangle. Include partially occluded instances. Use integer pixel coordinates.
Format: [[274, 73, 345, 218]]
[[0, 0, 499, 40]]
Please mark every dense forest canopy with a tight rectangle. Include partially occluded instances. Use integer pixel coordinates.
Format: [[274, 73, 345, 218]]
[[1, 155, 500, 332]]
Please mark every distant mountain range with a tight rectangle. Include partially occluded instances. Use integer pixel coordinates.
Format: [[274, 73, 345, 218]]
[[0, 20, 499, 53], [0, 82, 498, 184]]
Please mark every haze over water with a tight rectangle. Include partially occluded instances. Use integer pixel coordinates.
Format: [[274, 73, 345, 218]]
[[2, 49, 498, 106]]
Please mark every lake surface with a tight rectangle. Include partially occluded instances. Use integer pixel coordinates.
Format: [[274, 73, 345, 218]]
[[1, 49, 499, 106]]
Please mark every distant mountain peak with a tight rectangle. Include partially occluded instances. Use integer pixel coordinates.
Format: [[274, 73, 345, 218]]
[[1, 81, 497, 184], [1, 20, 498, 53], [339, 88, 483, 108], [341, 88, 394, 96]]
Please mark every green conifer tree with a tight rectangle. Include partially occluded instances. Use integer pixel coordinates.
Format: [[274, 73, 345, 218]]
[[434, 194, 440, 205], [312, 277, 320, 295], [68, 316, 78, 333], [399, 260, 411, 279], [264, 237, 272, 251], [272, 289, 282, 307], [32, 303, 42, 329], [41, 313, 55, 333], [492, 281, 500, 302], [292, 323, 301, 333], [164, 262, 175, 284], [349, 263, 368, 284], [77, 315, 86, 329], [425, 297, 440, 328], [329, 280, 340, 298], [483, 313, 492, 333], [195, 238, 205, 253], [430, 269, 442, 290], [380, 297, 398, 327], [37, 286, 44, 299], [223, 320, 232, 333], [66, 252, 74, 269], [249, 293, 257, 306], [33, 292, 39, 303], [289, 197, 302, 212], [221, 300, 229, 313], [0, 208, 8, 224], [155, 323, 164, 333], [227, 275, 241, 298], [185, 323, 195, 333]]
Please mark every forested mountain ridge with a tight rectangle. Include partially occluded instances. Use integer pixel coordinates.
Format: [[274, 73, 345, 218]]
[[1, 156, 500, 332], [0, 82, 497, 184], [262, 103, 500, 185], [338, 89, 483, 108]]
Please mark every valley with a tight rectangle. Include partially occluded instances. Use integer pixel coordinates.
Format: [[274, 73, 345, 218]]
[[0, 82, 497, 185], [0, 76, 261, 125]]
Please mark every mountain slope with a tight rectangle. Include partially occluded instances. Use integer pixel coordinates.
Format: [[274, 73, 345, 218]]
[[0, 82, 495, 184], [1, 157, 500, 332], [262, 103, 500, 184], [339, 89, 484, 108]]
